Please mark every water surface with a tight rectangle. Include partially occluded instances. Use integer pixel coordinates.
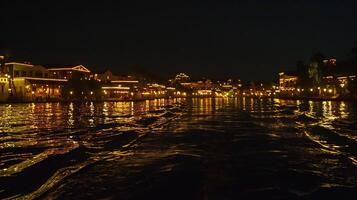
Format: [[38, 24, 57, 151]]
[[1, 98, 357, 199]]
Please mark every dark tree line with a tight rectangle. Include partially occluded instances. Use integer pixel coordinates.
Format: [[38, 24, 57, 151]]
[[62, 72, 102, 100]]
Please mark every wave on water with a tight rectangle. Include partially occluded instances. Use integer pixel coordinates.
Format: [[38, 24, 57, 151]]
[[1, 99, 357, 199], [0, 101, 186, 200], [295, 113, 319, 123]]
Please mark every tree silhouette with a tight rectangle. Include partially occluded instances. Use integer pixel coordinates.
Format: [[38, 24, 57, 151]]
[[308, 52, 325, 86]]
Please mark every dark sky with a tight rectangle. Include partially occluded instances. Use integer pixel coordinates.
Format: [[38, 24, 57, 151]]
[[1, 1, 357, 81]]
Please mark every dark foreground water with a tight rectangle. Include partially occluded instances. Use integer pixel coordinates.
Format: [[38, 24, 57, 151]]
[[1, 98, 357, 200]]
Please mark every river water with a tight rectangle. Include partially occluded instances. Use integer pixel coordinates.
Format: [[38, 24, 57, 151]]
[[1, 98, 357, 199]]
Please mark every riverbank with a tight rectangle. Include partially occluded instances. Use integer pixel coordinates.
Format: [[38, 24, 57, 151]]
[[1, 95, 357, 104], [276, 95, 357, 102], [0, 96, 187, 104]]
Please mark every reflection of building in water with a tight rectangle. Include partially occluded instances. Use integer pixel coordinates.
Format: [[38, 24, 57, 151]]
[[339, 101, 349, 119], [191, 98, 213, 115], [322, 101, 333, 119]]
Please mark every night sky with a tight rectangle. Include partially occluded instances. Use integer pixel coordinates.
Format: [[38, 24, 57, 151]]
[[1, 1, 357, 81]]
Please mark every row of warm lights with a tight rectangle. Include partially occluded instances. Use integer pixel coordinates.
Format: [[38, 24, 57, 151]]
[[296, 88, 333, 93], [28, 89, 60, 94], [280, 87, 334, 93], [141, 91, 168, 95], [215, 92, 231, 97], [69, 91, 95, 95], [242, 92, 276, 96], [25, 85, 62, 89], [173, 91, 187, 96]]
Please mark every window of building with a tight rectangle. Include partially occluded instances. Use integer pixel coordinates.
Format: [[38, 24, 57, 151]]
[[1, 85, 4, 93], [22, 71, 27, 76], [14, 70, 19, 77]]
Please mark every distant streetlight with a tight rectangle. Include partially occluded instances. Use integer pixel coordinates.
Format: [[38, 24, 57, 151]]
[[70, 91, 73, 95]]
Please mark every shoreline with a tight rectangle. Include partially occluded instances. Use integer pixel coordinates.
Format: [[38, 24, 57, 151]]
[[275, 96, 357, 102], [0, 97, 187, 104], [1, 95, 357, 104]]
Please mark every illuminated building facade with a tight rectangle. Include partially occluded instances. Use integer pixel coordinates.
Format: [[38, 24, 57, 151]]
[[2, 62, 67, 101], [0, 76, 9, 101], [98, 72, 141, 100], [323, 58, 337, 66], [48, 65, 91, 80], [0, 56, 9, 101], [91, 69, 134, 83], [174, 72, 190, 83], [102, 85, 132, 100], [279, 72, 298, 92]]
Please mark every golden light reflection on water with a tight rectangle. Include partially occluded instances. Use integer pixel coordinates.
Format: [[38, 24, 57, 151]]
[[339, 101, 349, 119], [0, 98, 356, 199], [67, 102, 74, 127], [0, 99, 182, 133], [190, 98, 216, 115]]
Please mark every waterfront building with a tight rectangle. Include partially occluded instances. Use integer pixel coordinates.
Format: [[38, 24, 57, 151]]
[[146, 83, 167, 98], [0, 76, 9, 102], [180, 79, 215, 97], [279, 72, 298, 93], [48, 65, 91, 80], [91, 69, 130, 83], [2, 62, 67, 101], [4, 62, 50, 78], [336, 74, 356, 95], [323, 58, 337, 66], [336, 74, 356, 87], [194, 89, 213, 97], [102, 85, 132, 100], [99, 73, 141, 100], [111, 79, 140, 90], [321, 74, 355, 96], [240, 82, 276, 97], [0, 56, 9, 101], [174, 72, 190, 83]]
